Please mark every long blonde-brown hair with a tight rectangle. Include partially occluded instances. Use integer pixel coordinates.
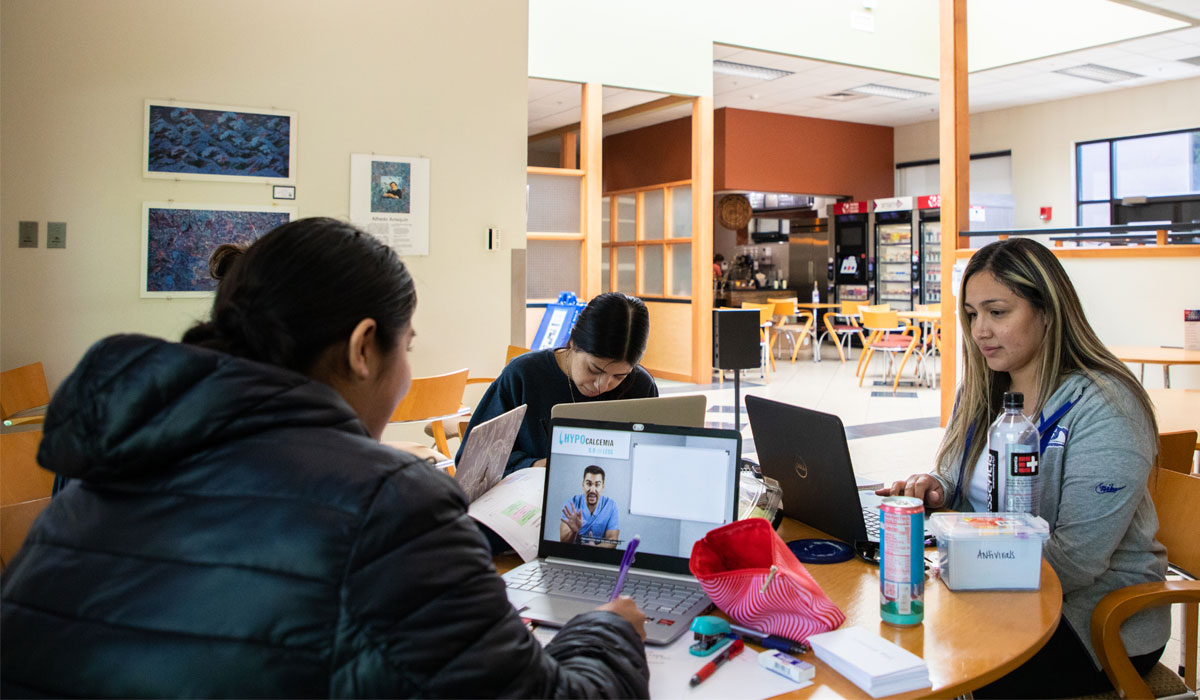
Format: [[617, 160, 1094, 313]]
[[935, 239, 1158, 484]]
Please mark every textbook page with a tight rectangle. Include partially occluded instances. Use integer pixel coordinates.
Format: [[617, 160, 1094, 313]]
[[468, 467, 545, 562]]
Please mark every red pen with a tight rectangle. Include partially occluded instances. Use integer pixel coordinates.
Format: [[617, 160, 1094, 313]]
[[689, 638, 744, 687]]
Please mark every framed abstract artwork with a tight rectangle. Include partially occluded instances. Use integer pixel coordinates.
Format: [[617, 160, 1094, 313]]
[[143, 99, 297, 183], [141, 202, 295, 298]]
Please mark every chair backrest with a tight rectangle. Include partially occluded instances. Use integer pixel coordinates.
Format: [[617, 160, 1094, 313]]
[[0, 362, 50, 420], [1157, 430, 1197, 474], [389, 369, 470, 422], [770, 300, 798, 320], [740, 302, 774, 325], [0, 429, 53, 506], [1151, 468, 1200, 576], [860, 310, 901, 332], [505, 345, 531, 365], [839, 300, 864, 316]]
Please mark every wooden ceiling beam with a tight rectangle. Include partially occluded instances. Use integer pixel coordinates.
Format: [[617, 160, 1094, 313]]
[[528, 95, 693, 143]]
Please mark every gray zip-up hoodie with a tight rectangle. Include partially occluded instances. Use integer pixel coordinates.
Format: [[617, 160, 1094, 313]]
[[933, 372, 1169, 667]]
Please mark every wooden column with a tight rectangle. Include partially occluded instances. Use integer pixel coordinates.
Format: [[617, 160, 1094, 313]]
[[939, 0, 968, 426], [691, 96, 714, 383], [560, 131, 578, 169], [581, 82, 603, 299]]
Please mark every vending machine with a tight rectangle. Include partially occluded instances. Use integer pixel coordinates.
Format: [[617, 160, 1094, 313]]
[[873, 196, 916, 311], [831, 201, 871, 303], [916, 195, 942, 305]]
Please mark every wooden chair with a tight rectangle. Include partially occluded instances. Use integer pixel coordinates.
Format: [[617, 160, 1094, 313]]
[[739, 303, 776, 381], [819, 300, 867, 364], [425, 345, 530, 446], [767, 299, 813, 363], [1157, 430, 1198, 474], [389, 369, 470, 474], [857, 310, 920, 393], [1090, 468, 1200, 698], [0, 428, 54, 569], [1, 362, 50, 427]]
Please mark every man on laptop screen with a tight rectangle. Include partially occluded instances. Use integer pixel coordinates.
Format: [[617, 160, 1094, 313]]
[[560, 465, 620, 547]]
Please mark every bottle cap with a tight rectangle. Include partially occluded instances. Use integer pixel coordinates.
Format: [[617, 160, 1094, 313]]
[[1003, 392, 1024, 409]]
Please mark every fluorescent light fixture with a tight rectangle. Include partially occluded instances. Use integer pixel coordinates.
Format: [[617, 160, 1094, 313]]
[[712, 60, 793, 81], [1179, 55, 1200, 68], [844, 83, 932, 100], [1053, 63, 1143, 83]]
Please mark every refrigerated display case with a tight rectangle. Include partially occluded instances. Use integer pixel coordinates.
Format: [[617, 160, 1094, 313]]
[[873, 197, 915, 311], [917, 194, 942, 305], [831, 201, 870, 303]]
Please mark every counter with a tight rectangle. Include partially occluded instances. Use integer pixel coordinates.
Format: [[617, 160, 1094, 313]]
[[714, 289, 797, 308]]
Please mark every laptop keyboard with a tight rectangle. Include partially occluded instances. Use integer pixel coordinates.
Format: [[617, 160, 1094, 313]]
[[506, 563, 707, 615], [862, 505, 881, 540]]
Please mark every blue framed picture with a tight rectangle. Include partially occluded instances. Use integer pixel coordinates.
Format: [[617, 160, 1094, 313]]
[[143, 100, 297, 183], [141, 202, 295, 298]]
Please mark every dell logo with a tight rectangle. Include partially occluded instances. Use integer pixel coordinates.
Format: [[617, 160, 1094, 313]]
[[794, 456, 808, 479]]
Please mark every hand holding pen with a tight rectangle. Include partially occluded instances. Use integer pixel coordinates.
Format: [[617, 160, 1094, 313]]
[[596, 535, 646, 639]]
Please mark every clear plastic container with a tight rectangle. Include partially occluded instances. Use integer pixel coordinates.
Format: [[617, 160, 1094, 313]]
[[738, 471, 782, 523], [927, 512, 1050, 591]]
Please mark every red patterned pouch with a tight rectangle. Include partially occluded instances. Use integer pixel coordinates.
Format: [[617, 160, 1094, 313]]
[[689, 518, 845, 643]]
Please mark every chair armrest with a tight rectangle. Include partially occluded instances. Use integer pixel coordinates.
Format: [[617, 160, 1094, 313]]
[[3, 414, 45, 427], [1091, 579, 1200, 698], [465, 377, 496, 386]]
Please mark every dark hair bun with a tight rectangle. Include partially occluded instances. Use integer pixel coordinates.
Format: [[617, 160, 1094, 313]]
[[208, 243, 246, 281]]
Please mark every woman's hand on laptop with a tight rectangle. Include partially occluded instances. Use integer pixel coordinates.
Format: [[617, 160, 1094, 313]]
[[876, 474, 944, 508], [597, 597, 647, 640]]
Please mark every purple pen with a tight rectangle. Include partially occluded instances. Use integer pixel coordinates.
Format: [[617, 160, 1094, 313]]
[[609, 534, 641, 601]]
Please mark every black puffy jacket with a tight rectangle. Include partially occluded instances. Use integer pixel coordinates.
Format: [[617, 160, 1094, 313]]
[[1, 335, 649, 698]]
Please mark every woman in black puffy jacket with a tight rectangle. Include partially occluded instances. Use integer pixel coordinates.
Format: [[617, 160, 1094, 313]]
[[1, 218, 649, 698]]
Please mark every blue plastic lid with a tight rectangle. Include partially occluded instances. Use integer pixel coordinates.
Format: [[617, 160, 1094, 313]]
[[787, 538, 854, 564]]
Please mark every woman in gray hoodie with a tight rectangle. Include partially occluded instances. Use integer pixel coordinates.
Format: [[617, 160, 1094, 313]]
[[879, 238, 1167, 697]]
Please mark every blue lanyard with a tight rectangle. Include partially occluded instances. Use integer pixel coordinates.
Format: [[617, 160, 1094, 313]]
[[949, 388, 1083, 509]]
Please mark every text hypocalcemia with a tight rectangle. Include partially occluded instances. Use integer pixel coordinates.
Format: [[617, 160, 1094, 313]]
[[558, 434, 615, 447]]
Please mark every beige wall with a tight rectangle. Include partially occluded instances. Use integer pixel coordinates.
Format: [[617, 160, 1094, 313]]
[[1, 0, 528, 394], [894, 77, 1200, 231]]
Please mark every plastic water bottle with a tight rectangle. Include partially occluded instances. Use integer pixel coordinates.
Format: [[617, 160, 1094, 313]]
[[987, 392, 1040, 514], [811, 280, 820, 304]]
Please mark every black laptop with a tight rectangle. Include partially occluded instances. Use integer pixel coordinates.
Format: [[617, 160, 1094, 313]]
[[745, 395, 896, 547]]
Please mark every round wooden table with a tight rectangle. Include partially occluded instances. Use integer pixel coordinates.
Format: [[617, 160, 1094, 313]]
[[1109, 345, 1200, 389], [497, 518, 1063, 698]]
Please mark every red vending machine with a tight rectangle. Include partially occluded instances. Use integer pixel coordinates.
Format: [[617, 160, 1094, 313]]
[[872, 196, 915, 311], [831, 201, 871, 304], [917, 194, 942, 305]]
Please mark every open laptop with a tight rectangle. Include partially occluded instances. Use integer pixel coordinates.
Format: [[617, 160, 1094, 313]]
[[551, 394, 707, 428], [745, 395, 923, 549], [503, 417, 741, 645], [454, 404, 527, 503]]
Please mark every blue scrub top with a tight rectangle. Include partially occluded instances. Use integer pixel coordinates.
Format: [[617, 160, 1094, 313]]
[[566, 493, 620, 543]]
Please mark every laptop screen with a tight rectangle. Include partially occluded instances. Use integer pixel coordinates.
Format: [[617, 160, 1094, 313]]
[[539, 418, 741, 575]]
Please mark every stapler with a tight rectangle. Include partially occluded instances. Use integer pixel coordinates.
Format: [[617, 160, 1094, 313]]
[[688, 616, 732, 656]]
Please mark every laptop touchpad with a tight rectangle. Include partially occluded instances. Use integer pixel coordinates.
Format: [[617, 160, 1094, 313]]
[[519, 597, 597, 628]]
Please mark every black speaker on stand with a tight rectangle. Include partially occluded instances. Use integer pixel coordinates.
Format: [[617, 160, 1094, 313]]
[[712, 309, 761, 433]]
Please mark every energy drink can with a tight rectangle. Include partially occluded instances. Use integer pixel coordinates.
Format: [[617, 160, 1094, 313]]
[[879, 496, 925, 626]]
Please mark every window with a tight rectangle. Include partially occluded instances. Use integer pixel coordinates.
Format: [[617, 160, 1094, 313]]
[[601, 182, 693, 299], [1075, 128, 1200, 226]]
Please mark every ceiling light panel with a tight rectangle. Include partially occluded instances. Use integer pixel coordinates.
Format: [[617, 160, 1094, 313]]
[[1052, 63, 1144, 82], [712, 60, 794, 81], [844, 83, 933, 100]]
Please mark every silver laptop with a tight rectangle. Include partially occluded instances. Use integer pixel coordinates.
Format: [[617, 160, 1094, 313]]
[[504, 417, 741, 645], [551, 395, 707, 428], [454, 404, 527, 503]]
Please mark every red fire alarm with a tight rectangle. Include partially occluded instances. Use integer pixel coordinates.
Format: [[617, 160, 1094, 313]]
[[1039, 207, 1052, 222]]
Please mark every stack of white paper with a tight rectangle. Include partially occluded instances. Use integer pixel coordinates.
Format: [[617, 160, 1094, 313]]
[[806, 626, 930, 698]]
